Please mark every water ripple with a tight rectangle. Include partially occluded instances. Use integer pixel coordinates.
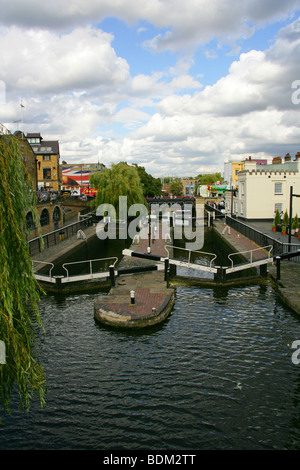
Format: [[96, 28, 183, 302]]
[[1, 284, 300, 450]]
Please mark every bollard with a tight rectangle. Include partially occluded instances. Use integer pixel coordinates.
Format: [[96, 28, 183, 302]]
[[164, 258, 169, 283], [130, 290, 135, 304], [109, 265, 115, 287], [276, 256, 281, 281], [53, 275, 64, 292]]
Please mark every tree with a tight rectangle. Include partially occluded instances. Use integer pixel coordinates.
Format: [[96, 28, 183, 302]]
[[169, 177, 183, 196], [90, 162, 145, 213], [283, 210, 289, 227], [195, 172, 224, 185], [133, 164, 162, 197], [0, 134, 46, 413]]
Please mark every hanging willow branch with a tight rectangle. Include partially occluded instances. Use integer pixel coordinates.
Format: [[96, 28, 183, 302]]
[[0, 133, 46, 413]]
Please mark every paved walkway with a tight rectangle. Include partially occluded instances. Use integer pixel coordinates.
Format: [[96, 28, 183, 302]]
[[213, 218, 273, 261], [241, 219, 300, 246], [268, 262, 300, 316], [214, 218, 300, 317]]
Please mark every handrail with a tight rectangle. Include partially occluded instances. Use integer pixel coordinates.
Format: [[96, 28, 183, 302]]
[[228, 245, 273, 268], [29, 215, 92, 244], [62, 257, 118, 279], [32, 260, 55, 278], [164, 244, 217, 268]]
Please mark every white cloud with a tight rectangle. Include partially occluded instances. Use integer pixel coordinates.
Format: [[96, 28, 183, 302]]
[[0, 26, 129, 94], [1, 0, 299, 50], [0, 2, 300, 177]]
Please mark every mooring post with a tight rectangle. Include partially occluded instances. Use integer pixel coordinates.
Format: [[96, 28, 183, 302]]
[[109, 265, 115, 287], [53, 275, 64, 292], [260, 264, 268, 277], [276, 256, 281, 281], [130, 290, 135, 305], [164, 258, 169, 283], [214, 267, 226, 284]]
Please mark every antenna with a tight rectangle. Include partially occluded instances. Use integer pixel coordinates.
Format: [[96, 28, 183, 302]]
[[20, 100, 25, 132]]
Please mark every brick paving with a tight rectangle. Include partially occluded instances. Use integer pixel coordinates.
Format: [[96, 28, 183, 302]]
[[213, 218, 272, 261], [94, 224, 175, 327], [214, 218, 300, 316]]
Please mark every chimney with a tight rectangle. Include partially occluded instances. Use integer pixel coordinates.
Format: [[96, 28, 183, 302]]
[[285, 153, 291, 162]]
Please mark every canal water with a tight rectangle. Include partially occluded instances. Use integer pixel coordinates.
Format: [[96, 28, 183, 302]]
[[1, 230, 300, 450]]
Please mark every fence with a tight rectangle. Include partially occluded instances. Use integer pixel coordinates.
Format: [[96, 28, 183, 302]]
[[29, 216, 93, 256]]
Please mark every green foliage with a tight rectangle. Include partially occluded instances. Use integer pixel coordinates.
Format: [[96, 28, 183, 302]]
[[292, 213, 299, 229], [90, 162, 145, 212], [169, 177, 183, 196], [195, 172, 224, 185], [0, 134, 46, 413], [133, 164, 162, 197], [283, 210, 289, 226], [274, 209, 281, 226]]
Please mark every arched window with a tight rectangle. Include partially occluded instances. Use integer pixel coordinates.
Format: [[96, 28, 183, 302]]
[[26, 211, 35, 230], [52, 206, 60, 222], [40, 208, 49, 227]]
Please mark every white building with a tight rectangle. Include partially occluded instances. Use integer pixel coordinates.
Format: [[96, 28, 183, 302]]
[[226, 154, 300, 221]]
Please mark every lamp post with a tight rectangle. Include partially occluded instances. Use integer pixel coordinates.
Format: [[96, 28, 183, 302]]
[[288, 186, 300, 245]]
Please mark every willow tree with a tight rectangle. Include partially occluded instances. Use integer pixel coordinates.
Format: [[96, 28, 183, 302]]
[[0, 133, 46, 413], [90, 162, 145, 213]]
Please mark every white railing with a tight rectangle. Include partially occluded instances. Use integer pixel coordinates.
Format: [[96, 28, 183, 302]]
[[164, 245, 218, 273], [227, 245, 273, 273], [61, 257, 118, 283], [32, 260, 56, 283]]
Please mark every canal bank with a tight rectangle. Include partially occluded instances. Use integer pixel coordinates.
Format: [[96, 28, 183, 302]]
[[213, 217, 300, 316]]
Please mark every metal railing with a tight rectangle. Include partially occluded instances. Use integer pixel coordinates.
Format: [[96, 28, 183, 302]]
[[205, 204, 300, 262], [29, 216, 93, 256], [164, 244, 218, 273], [227, 245, 273, 273], [62, 257, 118, 283], [32, 260, 56, 283]]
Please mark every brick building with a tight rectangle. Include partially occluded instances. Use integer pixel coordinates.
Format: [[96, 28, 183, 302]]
[[26, 133, 60, 191]]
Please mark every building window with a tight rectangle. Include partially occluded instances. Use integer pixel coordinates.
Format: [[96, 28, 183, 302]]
[[43, 168, 51, 179], [274, 183, 283, 194], [43, 155, 50, 161], [40, 208, 49, 227], [52, 206, 60, 222], [275, 203, 282, 213]]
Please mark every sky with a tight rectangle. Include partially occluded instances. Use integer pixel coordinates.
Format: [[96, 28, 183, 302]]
[[0, 0, 300, 178]]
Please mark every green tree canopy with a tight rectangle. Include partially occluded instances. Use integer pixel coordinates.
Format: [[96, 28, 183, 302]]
[[133, 164, 162, 197], [90, 162, 145, 212], [195, 172, 224, 185], [169, 177, 183, 196], [0, 134, 46, 413]]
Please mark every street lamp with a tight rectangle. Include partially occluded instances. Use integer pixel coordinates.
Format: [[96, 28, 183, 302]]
[[288, 186, 300, 245]]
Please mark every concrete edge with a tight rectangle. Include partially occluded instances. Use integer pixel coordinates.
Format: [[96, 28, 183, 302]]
[[94, 291, 176, 329]]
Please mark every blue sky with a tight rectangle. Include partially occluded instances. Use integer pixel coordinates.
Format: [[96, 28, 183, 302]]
[[0, 1, 300, 177]]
